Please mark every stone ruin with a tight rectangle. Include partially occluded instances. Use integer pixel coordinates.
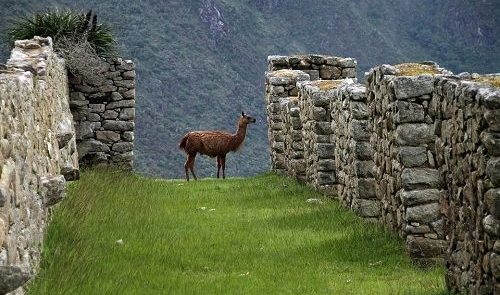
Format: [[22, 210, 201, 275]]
[[265, 54, 500, 294], [0, 37, 135, 294]]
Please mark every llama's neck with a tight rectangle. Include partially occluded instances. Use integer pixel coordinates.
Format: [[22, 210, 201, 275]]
[[231, 123, 248, 151]]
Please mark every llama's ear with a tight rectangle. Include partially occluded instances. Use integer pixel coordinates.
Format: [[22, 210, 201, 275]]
[[241, 111, 245, 117]]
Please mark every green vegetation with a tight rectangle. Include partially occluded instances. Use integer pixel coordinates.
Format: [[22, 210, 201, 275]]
[[7, 9, 116, 56], [28, 169, 447, 294], [395, 63, 441, 76], [0, 1, 498, 178]]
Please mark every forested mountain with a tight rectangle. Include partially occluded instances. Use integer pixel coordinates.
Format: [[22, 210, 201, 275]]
[[1, 0, 499, 178]]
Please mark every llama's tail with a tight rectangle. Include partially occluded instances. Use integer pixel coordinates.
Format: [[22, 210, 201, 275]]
[[179, 133, 189, 150]]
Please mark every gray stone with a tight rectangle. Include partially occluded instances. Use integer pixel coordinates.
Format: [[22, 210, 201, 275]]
[[75, 121, 94, 140], [0, 266, 31, 294], [61, 166, 79, 181], [316, 143, 334, 159], [484, 109, 500, 132], [303, 70, 319, 81], [406, 236, 447, 258], [102, 110, 119, 119], [354, 160, 374, 178], [114, 79, 135, 88], [0, 186, 7, 207], [311, 92, 330, 107], [482, 132, 500, 156], [317, 159, 335, 171], [394, 101, 425, 123], [88, 113, 101, 122], [89, 104, 105, 113], [96, 131, 121, 143], [405, 224, 431, 234], [399, 146, 427, 167], [102, 120, 134, 132], [484, 91, 500, 109], [338, 58, 357, 68], [77, 139, 110, 159], [39, 175, 66, 206], [122, 132, 134, 142], [350, 102, 369, 119], [98, 84, 117, 92], [401, 168, 441, 190], [487, 157, 500, 186], [492, 253, 500, 279], [319, 65, 334, 79], [483, 215, 500, 237], [123, 70, 136, 79], [396, 124, 434, 146], [112, 142, 134, 153], [119, 108, 135, 120], [116, 61, 134, 71], [353, 142, 373, 160], [111, 91, 123, 101], [351, 120, 370, 141], [401, 189, 442, 206], [347, 85, 366, 101], [317, 172, 336, 185], [357, 178, 376, 199], [106, 100, 135, 110], [485, 189, 500, 219], [56, 131, 73, 149], [313, 122, 332, 135], [393, 75, 434, 99], [341, 67, 356, 78], [352, 199, 380, 217]]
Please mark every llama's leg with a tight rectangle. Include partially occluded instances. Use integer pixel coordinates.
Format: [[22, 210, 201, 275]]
[[217, 156, 222, 179], [221, 155, 226, 179], [189, 153, 198, 181], [184, 156, 190, 181]]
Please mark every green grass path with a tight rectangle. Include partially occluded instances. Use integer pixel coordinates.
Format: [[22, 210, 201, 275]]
[[28, 170, 447, 294]]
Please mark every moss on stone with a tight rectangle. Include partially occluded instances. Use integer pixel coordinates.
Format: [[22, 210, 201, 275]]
[[472, 76, 500, 88], [395, 63, 440, 76], [312, 80, 342, 91]]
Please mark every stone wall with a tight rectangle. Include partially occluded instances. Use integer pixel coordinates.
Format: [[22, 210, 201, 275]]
[[265, 55, 500, 293], [0, 37, 79, 294], [69, 58, 135, 170]]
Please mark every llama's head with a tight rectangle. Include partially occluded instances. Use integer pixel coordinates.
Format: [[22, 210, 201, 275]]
[[240, 112, 256, 126]]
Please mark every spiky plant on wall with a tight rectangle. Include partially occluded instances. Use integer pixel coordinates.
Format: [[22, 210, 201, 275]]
[[7, 9, 117, 85]]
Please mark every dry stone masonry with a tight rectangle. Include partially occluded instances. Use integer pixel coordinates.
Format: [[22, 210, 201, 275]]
[[0, 36, 135, 294], [0, 37, 79, 294], [69, 57, 135, 170], [265, 55, 500, 293]]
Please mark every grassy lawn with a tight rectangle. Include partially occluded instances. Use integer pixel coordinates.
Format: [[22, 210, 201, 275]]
[[28, 169, 448, 294]]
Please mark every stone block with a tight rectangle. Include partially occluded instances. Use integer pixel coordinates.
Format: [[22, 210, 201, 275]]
[[96, 131, 121, 144], [483, 215, 500, 237], [352, 199, 381, 217], [77, 139, 111, 159], [394, 101, 425, 123], [341, 67, 356, 78], [396, 124, 434, 146], [485, 189, 500, 219], [112, 142, 134, 153], [354, 160, 374, 178], [399, 146, 427, 167], [393, 75, 434, 99], [106, 99, 135, 110], [317, 172, 336, 185], [102, 120, 135, 132], [351, 120, 370, 141], [316, 143, 335, 159], [313, 122, 332, 135], [39, 175, 66, 207], [122, 132, 134, 142], [122, 89, 135, 99], [406, 202, 440, 224], [357, 178, 376, 199], [317, 159, 335, 171], [406, 236, 447, 258], [401, 189, 442, 206], [401, 168, 441, 190], [0, 266, 31, 295], [119, 108, 135, 120], [303, 70, 319, 81], [319, 65, 334, 79], [353, 142, 373, 160], [350, 102, 369, 119], [487, 157, 500, 186], [482, 132, 500, 156]]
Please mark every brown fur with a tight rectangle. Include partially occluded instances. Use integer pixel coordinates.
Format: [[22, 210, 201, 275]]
[[179, 112, 256, 181]]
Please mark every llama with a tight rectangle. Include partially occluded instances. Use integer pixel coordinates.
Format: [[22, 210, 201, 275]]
[[179, 112, 256, 181]]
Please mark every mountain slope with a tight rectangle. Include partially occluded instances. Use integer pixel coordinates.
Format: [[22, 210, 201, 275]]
[[1, 0, 498, 178]]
